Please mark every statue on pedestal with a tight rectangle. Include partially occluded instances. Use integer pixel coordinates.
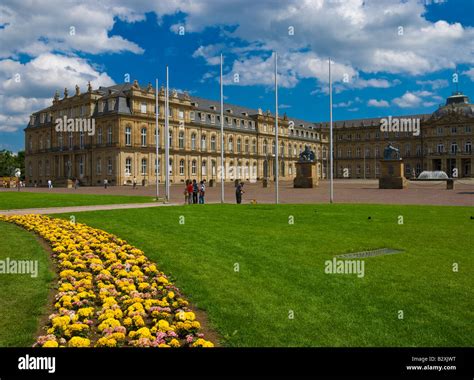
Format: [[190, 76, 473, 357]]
[[298, 145, 315, 162], [383, 143, 400, 160]]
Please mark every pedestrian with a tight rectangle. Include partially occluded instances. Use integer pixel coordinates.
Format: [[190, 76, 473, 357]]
[[104, 178, 108, 189], [74, 178, 79, 189], [133, 176, 137, 189], [192, 179, 198, 204], [199, 180, 205, 204], [236, 181, 244, 204], [187, 180, 193, 204], [184, 180, 189, 204]]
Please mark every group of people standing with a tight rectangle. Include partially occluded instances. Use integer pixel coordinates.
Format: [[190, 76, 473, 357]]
[[184, 179, 206, 204]]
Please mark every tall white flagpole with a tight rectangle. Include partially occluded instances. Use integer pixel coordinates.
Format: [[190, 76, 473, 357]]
[[165, 66, 170, 202], [155, 78, 159, 200], [274, 51, 279, 204], [220, 53, 225, 203], [329, 58, 334, 203]]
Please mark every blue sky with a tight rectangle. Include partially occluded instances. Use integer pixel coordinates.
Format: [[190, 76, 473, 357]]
[[1, 0, 474, 152]]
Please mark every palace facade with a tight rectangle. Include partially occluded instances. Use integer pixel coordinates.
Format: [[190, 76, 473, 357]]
[[24, 82, 473, 187]]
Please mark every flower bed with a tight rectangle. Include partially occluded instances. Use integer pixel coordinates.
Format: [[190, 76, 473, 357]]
[[0, 214, 214, 348]]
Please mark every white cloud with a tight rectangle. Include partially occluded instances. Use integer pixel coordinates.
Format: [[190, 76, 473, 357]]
[[392, 90, 438, 108], [416, 79, 449, 90], [0, 0, 144, 58], [368, 99, 389, 107], [463, 68, 474, 81], [0, 53, 114, 132]]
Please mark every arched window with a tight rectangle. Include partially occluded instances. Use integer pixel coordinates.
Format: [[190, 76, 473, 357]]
[[212, 160, 217, 176], [245, 138, 249, 153], [191, 133, 196, 150], [97, 127, 103, 144], [141, 158, 147, 175], [237, 138, 242, 153], [252, 139, 257, 153], [107, 126, 112, 144], [125, 157, 132, 175], [179, 159, 185, 175], [228, 137, 234, 152], [191, 159, 197, 175], [141, 128, 147, 147], [263, 139, 267, 154], [179, 131, 184, 149], [202, 160, 207, 176], [201, 134, 207, 151], [125, 126, 131, 146]]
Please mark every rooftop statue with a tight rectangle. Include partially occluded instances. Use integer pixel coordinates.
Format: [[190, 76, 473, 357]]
[[383, 143, 401, 160]]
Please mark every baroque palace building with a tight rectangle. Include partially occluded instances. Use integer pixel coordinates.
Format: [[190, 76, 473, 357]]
[[24, 82, 473, 186]]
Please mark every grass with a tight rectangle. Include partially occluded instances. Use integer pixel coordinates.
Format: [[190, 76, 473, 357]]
[[0, 221, 55, 346], [51, 203, 473, 347], [0, 192, 156, 210]]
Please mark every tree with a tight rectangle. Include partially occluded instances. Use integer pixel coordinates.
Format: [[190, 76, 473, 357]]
[[0, 150, 25, 177]]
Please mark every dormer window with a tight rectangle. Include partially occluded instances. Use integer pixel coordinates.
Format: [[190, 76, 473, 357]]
[[40, 113, 45, 123], [108, 99, 116, 111], [140, 102, 147, 114], [98, 101, 104, 113], [190, 111, 195, 120], [241, 112, 248, 117], [210, 105, 217, 110], [226, 108, 233, 114], [200, 113, 206, 122]]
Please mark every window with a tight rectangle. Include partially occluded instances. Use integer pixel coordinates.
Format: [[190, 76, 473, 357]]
[[98, 101, 104, 113], [451, 126, 457, 134], [190, 111, 195, 120], [451, 142, 458, 154], [141, 128, 147, 147], [155, 158, 160, 175], [201, 135, 207, 151], [192, 160, 197, 175], [356, 147, 361, 158], [245, 139, 249, 153], [179, 131, 184, 149], [69, 132, 73, 149], [125, 158, 132, 176], [211, 135, 216, 151], [108, 99, 116, 111], [200, 113, 206, 122], [437, 143, 444, 153], [141, 158, 147, 175], [347, 148, 352, 159], [202, 160, 207, 176], [237, 138, 241, 153], [465, 125, 472, 133], [141, 102, 147, 114], [179, 159, 185, 175], [107, 127, 112, 144], [465, 141, 472, 153], [437, 127, 443, 135], [107, 158, 113, 174], [178, 110, 184, 119], [168, 158, 173, 174], [252, 139, 257, 153], [125, 126, 131, 146], [80, 105, 86, 116], [263, 139, 267, 154], [272, 140, 275, 155], [416, 145, 422, 157], [97, 127, 103, 145], [228, 137, 234, 152], [155, 127, 160, 147], [375, 146, 380, 158], [58, 133, 63, 150], [365, 147, 370, 158], [405, 144, 411, 157], [79, 131, 84, 149], [96, 158, 102, 174], [191, 133, 196, 150], [79, 156, 84, 176]]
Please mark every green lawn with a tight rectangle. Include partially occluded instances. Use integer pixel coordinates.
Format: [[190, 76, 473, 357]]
[[53, 204, 473, 347], [0, 221, 55, 346], [0, 192, 156, 210]]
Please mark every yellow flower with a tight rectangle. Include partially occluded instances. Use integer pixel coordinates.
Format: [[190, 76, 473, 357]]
[[43, 340, 58, 347], [169, 338, 180, 347], [68, 336, 91, 347]]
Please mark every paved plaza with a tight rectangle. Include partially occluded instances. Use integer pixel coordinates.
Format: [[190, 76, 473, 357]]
[[2, 179, 473, 207]]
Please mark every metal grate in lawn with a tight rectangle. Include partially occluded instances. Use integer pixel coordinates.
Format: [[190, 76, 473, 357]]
[[336, 248, 404, 259]]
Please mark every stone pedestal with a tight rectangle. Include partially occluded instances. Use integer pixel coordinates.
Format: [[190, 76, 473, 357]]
[[294, 161, 318, 188], [379, 160, 407, 189]]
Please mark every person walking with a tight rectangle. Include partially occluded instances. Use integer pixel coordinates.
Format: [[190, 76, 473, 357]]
[[74, 178, 79, 190], [104, 178, 108, 189], [47, 179, 52, 189], [192, 179, 198, 204], [133, 177, 137, 189], [187, 180, 193, 204], [236, 181, 244, 204], [184, 180, 189, 204], [198, 180, 205, 204]]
